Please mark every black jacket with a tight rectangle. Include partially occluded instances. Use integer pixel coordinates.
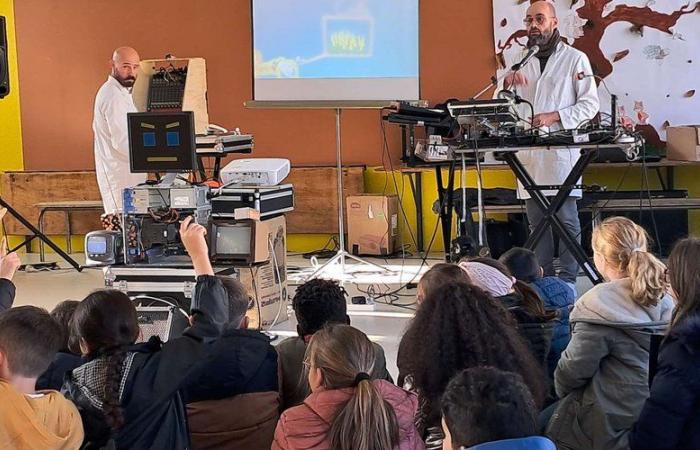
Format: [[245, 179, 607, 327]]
[[183, 327, 278, 403], [62, 275, 229, 450], [36, 351, 84, 391], [0, 278, 15, 312], [498, 292, 554, 369], [629, 314, 700, 450]]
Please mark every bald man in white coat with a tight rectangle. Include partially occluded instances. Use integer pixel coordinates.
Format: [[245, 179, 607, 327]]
[[502, 1, 599, 285], [93, 47, 148, 217]]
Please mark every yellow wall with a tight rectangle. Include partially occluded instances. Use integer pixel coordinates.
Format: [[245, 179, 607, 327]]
[[15, 164, 700, 257], [363, 164, 700, 254], [364, 166, 517, 253], [0, 0, 23, 172]]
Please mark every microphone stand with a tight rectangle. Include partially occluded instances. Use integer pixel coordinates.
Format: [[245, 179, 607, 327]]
[[471, 45, 538, 100], [470, 71, 511, 101]]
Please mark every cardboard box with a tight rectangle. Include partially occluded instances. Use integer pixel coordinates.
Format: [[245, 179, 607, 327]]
[[667, 125, 700, 161], [346, 195, 398, 256], [239, 215, 289, 329]]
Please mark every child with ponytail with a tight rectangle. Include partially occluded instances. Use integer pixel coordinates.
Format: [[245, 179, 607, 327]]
[[62, 216, 229, 449], [546, 217, 675, 450], [273, 324, 423, 450]]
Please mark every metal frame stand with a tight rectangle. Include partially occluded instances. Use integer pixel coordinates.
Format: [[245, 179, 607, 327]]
[[306, 108, 391, 281], [444, 144, 615, 285], [0, 196, 82, 271], [502, 149, 603, 284]]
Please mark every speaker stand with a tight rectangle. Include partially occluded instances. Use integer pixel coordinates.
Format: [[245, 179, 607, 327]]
[[305, 108, 392, 282]]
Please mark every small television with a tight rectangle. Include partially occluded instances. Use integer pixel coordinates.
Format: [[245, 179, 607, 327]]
[[127, 111, 197, 173], [209, 220, 269, 264], [84, 230, 123, 266]]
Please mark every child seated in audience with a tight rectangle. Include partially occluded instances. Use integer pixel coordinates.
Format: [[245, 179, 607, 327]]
[[62, 216, 229, 449], [629, 237, 700, 450], [273, 323, 423, 450], [0, 238, 21, 311], [546, 217, 674, 450], [36, 300, 83, 391], [398, 263, 471, 386], [398, 279, 544, 450], [459, 258, 556, 368], [277, 278, 392, 410], [441, 367, 555, 450], [185, 277, 279, 450], [500, 247, 576, 377], [415, 263, 471, 304], [0, 306, 85, 449]]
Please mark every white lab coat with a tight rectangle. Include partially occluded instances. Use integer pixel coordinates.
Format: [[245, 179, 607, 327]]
[[93, 76, 147, 214], [504, 42, 600, 198]]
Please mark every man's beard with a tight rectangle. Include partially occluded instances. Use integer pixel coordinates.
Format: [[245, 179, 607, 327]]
[[112, 72, 136, 88], [528, 29, 552, 48]]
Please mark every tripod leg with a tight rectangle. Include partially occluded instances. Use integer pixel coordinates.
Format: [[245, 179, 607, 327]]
[[344, 253, 396, 272], [304, 252, 346, 281]]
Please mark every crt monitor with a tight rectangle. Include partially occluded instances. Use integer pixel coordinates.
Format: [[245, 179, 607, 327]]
[[209, 220, 269, 264], [210, 221, 254, 262], [128, 111, 197, 173]]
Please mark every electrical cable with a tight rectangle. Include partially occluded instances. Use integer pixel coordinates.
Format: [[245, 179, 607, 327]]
[[472, 137, 487, 248], [640, 147, 662, 254], [266, 235, 286, 331], [357, 187, 448, 301], [380, 115, 420, 252], [249, 266, 262, 331]]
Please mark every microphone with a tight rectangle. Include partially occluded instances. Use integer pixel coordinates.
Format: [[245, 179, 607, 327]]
[[497, 89, 522, 104], [511, 45, 540, 71]]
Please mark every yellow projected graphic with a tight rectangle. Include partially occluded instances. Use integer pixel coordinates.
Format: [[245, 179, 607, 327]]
[[254, 50, 300, 79], [254, 12, 374, 79], [329, 31, 366, 54]]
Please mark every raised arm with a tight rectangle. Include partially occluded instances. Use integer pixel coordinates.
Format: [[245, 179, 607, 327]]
[[0, 238, 21, 312]]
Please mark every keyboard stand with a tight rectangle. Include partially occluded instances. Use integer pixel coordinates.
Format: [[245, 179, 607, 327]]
[[448, 144, 627, 285], [502, 148, 604, 284]]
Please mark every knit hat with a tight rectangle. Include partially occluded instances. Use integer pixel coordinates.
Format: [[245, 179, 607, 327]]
[[458, 261, 516, 297]]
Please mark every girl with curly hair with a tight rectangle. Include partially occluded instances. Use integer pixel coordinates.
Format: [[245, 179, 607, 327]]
[[397, 280, 545, 450]]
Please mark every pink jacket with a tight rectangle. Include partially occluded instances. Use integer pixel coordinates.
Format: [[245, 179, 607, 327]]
[[272, 379, 425, 450]]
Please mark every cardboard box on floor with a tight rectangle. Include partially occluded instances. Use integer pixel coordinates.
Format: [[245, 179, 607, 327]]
[[239, 215, 289, 329], [667, 125, 700, 161], [346, 195, 398, 256]]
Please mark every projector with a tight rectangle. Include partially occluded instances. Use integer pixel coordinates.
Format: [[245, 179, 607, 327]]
[[220, 158, 291, 186]]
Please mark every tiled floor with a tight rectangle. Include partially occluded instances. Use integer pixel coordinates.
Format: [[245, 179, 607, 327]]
[[11, 253, 593, 379]]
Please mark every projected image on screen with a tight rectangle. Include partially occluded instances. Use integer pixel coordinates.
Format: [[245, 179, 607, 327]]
[[252, 0, 419, 101]]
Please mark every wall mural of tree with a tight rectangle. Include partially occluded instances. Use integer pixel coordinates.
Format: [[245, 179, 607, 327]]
[[494, 0, 700, 148]]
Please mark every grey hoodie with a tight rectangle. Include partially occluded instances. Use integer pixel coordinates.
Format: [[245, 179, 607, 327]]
[[547, 278, 674, 450]]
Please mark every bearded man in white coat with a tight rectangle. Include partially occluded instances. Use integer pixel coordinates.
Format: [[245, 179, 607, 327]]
[[93, 47, 148, 224], [503, 1, 600, 285]]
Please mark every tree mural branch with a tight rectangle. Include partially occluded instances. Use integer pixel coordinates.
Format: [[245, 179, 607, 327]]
[[495, 0, 699, 146], [495, 30, 528, 68], [495, 1, 699, 76], [573, 1, 699, 79]]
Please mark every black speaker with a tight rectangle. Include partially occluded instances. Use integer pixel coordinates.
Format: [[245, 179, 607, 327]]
[[0, 16, 9, 98], [580, 209, 688, 257]]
